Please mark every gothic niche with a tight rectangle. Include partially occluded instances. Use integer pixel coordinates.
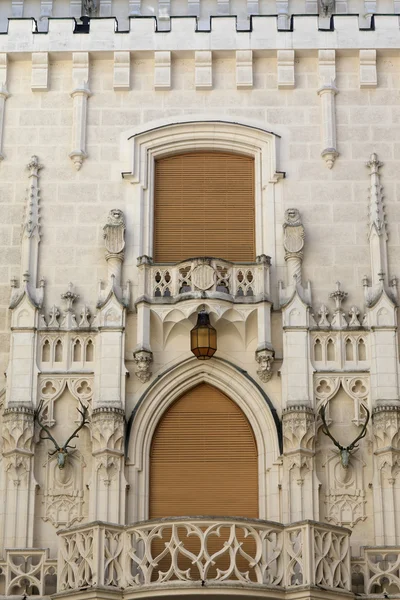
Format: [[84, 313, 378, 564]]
[[316, 388, 368, 528], [35, 389, 89, 528]]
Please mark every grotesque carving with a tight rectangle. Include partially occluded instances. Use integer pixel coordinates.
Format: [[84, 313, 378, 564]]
[[103, 209, 126, 256], [255, 349, 274, 383], [35, 400, 89, 469], [134, 350, 153, 383], [319, 403, 370, 468]]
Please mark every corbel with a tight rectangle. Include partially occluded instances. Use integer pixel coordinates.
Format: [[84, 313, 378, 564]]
[[113, 51, 130, 91], [70, 52, 91, 171], [277, 50, 295, 89], [317, 49, 338, 169], [31, 53, 49, 91], [154, 51, 171, 90], [236, 51, 253, 89], [359, 49, 377, 88], [195, 51, 212, 89], [0, 54, 10, 162]]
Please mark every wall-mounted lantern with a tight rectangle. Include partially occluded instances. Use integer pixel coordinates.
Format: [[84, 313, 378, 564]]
[[190, 310, 217, 360]]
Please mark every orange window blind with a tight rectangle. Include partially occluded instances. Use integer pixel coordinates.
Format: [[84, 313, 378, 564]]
[[153, 152, 255, 263], [150, 383, 258, 519]]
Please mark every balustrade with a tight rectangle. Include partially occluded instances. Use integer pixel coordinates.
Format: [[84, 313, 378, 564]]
[[137, 256, 271, 301], [55, 517, 351, 593]]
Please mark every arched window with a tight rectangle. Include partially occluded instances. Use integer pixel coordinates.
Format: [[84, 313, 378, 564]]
[[85, 339, 94, 362], [314, 338, 322, 361], [73, 339, 82, 362], [42, 339, 50, 362], [345, 338, 354, 361], [54, 339, 63, 363], [358, 338, 367, 361], [153, 152, 255, 263], [150, 382, 258, 519], [326, 338, 335, 362]]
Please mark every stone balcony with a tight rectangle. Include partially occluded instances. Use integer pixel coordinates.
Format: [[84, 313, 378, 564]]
[[2, 520, 400, 598], [51, 517, 352, 599], [136, 255, 271, 304]]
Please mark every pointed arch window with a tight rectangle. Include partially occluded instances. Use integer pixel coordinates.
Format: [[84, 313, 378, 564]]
[[150, 382, 258, 519]]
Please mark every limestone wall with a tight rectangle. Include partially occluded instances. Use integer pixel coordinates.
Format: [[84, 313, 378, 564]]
[[0, 15, 399, 587]]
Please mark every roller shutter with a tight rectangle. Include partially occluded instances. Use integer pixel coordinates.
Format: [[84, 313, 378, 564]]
[[150, 383, 258, 518], [153, 152, 255, 263]]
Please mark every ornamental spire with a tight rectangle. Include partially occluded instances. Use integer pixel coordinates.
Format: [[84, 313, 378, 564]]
[[364, 153, 397, 306], [10, 156, 44, 309]]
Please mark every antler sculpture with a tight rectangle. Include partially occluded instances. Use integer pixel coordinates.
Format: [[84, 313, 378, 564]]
[[34, 400, 89, 469], [319, 403, 370, 468]]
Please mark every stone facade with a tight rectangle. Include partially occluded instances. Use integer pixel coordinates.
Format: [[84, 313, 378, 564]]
[[0, 1, 400, 598]]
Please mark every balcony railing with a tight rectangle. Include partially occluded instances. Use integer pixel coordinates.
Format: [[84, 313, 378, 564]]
[[136, 255, 271, 301], [5, 522, 400, 596], [55, 517, 351, 594]]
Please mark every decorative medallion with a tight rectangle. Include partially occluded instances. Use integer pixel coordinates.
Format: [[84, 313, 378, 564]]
[[192, 264, 215, 291]]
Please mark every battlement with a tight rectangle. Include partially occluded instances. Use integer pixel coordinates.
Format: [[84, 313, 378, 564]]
[[0, 14, 400, 53]]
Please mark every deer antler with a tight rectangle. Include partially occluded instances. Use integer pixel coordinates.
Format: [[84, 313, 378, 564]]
[[347, 405, 370, 451], [62, 400, 89, 451], [319, 403, 344, 450], [34, 399, 90, 468], [319, 403, 370, 468], [34, 399, 61, 455]]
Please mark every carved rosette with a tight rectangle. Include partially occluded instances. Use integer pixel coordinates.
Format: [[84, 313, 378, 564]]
[[134, 350, 153, 384]]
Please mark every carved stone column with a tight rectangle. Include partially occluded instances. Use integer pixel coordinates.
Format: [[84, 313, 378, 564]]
[[0, 407, 36, 550], [282, 406, 319, 522], [90, 407, 127, 523], [69, 53, 91, 170], [372, 405, 400, 545], [317, 50, 338, 169], [134, 256, 153, 383]]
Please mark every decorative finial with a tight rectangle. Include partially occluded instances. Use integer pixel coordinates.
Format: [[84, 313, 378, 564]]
[[329, 281, 348, 311]]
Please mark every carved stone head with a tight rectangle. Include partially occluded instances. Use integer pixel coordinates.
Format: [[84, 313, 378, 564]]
[[284, 208, 302, 226], [107, 209, 125, 227]]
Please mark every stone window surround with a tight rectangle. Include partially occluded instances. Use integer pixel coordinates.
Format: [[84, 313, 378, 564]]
[[125, 357, 280, 522], [121, 118, 284, 267]]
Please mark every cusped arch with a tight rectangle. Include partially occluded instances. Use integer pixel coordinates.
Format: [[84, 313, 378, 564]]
[[126, 357, 281, 522]]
